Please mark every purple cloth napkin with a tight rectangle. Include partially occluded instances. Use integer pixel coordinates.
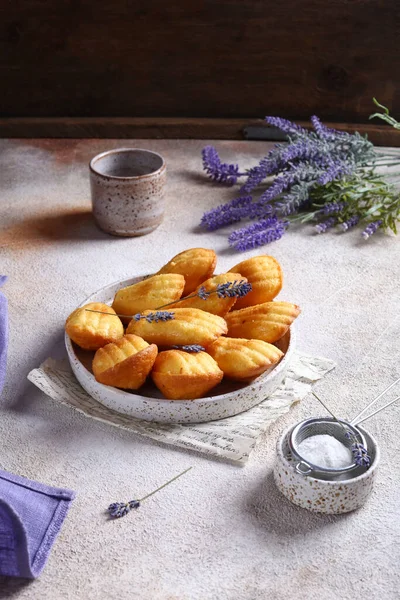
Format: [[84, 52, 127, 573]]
[[0, 275, 8, 396], [0, 470, 75, 578], [0, 278, 76, 577]]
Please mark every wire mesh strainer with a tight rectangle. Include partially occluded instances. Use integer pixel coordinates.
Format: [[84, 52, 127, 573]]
[[289, 417, 367, 478]]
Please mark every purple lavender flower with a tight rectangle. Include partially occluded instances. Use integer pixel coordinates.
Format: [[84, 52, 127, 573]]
[[317, 160, 353, 185], [319, 202, 346, 215], [351, 443, 371, 468], [339, 215, 360, 231], [172, 345, 205, 353], [260, 172, 297, 202], [280, 138, 321, 163], [108, 500, 140, 518], [240, 149, 286, 193], [361, 220, 383, 239], [216, 280, 252, 298], [311, 115, 346, 139], [200, 196, 253, 231], [144, 311, 175, 323], [240, 158, 270, 193], [229, 216, 289, 251], [197, 286, 210, 300], [202, 146, 243, 186], [265, 116, 308, 136], [315, 217, 337, 234], [275, 181, 315, 216]]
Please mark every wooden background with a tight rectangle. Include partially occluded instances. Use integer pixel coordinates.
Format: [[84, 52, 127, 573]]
[[0, 0, 399, 140]]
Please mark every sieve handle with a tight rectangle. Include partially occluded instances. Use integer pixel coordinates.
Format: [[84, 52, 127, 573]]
[[295, 461, 313, 475]]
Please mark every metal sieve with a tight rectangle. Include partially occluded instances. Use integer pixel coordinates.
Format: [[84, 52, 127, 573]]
[[288, 417, 367, 478]]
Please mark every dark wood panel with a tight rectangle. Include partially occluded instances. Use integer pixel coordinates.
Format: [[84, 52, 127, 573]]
[[0, 117, 399, 146], [0, 1, 399, 122]]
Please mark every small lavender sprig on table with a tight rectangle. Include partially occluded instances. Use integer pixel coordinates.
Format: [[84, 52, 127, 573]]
[[107, 467, 193, 519], [200, 104, 400, 250]]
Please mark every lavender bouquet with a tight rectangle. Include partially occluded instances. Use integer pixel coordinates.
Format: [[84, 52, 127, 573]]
[[201, 102, 400, 251]]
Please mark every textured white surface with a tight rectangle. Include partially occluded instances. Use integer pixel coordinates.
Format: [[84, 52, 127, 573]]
[[0, 139, 399, 599]]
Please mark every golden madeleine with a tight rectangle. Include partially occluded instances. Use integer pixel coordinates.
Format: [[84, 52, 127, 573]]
[[228, 255, 283, 309], [225, 301, 300, 343], [92, 334, 157, 389], [112, 274, 185, 319], [157, 248, 217, 295], [169, 273, 247, 316], [65, 302, 124, 351], [208, 337, 284, 381], [126, 307, 227, 346], [151, 350, 223, 399]]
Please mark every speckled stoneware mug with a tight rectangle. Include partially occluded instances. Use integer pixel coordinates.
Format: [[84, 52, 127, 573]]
[[90, 148, 166, 236]]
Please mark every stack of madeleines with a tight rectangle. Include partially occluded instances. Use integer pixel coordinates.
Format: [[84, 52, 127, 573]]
[[65, 248, 301, 400]]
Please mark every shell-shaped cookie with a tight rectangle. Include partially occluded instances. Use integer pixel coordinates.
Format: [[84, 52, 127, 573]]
[[151, 350, 223, 399], [126, 307, 227, 346], [112, 274, 185, 320], [225, 301, 300, 343], [169, 273, 246, 316], [92, 334, 158, 389], [65, 302, 124, 350], [228, 255, 283, 309], [207, 337, 284, 381], [157, 248, 217, 295]]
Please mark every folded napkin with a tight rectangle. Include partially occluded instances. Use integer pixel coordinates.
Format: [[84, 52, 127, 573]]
[[0, 470, 75, 578], [0, 275, 8, 395]]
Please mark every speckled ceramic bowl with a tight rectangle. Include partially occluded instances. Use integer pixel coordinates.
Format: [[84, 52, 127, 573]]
[[273, 423, 380, 514], [65, 275, 295, 424], [90, 148, 166, 236]]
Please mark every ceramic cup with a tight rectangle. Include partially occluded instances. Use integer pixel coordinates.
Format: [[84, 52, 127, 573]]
[[273, 424, 380, 514], [89, 148, 166, 236]]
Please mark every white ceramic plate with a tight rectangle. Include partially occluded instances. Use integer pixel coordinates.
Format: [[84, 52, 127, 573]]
[[65, 275, 296, 424]]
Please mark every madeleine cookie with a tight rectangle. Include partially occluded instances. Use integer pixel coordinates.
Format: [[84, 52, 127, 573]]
[[112, 274, 185, 319], [126, 307, 227, 346], [157, 248, 217, 295], [151, 350, 223, 399], [225, 301, 300, 343], [92, 334, 157, 389], [228, 255, 283, 309], [169, 273, 246, 316], [65, 302, 124, 350], [208, 337, 284, 381]]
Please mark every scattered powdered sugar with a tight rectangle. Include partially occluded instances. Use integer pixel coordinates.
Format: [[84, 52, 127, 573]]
[[297, 434, 353, 469]]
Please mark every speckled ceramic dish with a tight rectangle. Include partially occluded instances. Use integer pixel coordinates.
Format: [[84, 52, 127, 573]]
[[90, 148, 166, 236], [274, 424, 380, 514], [65, 275, 295, 424]]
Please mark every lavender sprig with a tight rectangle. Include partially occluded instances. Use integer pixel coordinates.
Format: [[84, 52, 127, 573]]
[[85, 281, 252, 322], [315, 217, 337, 234], [361, 220, 383, 239], [228, 217, 289, 251], [339, 215, 360, 231], [344, 433, 371, 468], [107, 467, 192, 519], [312, 392, 371, 470], [134, 311, 175, 323], [202, 146, 244, 186], [85, 309, 175, 322], [156, 279, 252, 308], [108, 500, 140, 518], [172, 345, 206, 353]]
